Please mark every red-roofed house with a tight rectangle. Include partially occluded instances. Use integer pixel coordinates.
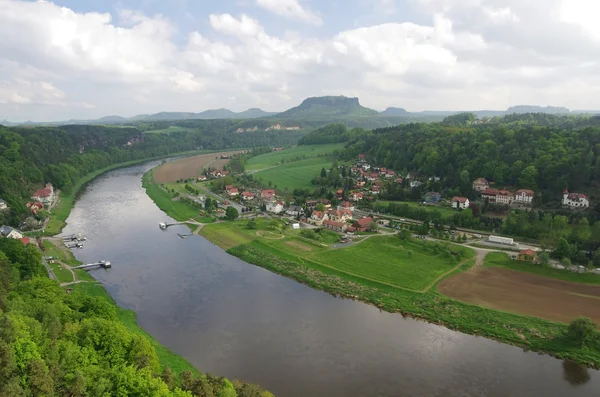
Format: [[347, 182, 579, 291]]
[[358, 153, 366, 160], [367, 173, 378, 182], [267, 201, 284, 214], [338, 201, 355, 211], [327, 209, 353, 223], [31, 184, 55, 205], [323, 220, 348, 233], [225, 185, 234, 191], [481, 188, 498, 202], [514, 189, 534, 205], [336, 189, 343, 198], [309, 210, 328, 226], [496, 190, 513, 205], [198, 175, 207, 181], [228, 188, 239, 197], [371, 185, 380, 194], [353, 217, 374, 232], [451, 197, 470, 209], [26, 201, 45, 215], [472, 178, 489, 192], [241, 191, 255, 201], [261, 189, 276, 200], [563, 189, 590, 209], [395, 177, 404, 184], [385, 170, 396, 178], [519, 249, 537, 262], [350, 192, 363, 202]]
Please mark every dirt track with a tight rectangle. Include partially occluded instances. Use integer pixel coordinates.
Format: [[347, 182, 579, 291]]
[[154, 151, 242, 183], [438, 267, 600, 324]]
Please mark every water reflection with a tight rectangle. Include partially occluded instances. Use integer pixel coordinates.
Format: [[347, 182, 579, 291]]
[[563, 361, 591, 386]]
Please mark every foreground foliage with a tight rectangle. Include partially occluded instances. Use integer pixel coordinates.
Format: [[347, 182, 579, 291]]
[[0, 238, 272, 396]]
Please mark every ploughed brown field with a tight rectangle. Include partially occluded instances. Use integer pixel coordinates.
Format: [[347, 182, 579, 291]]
[[438, 267, 600, 324], [153, 151, 243, 183]]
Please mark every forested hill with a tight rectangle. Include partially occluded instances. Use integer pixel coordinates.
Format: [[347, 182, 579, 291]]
[[0, 124, 305, 226], [305, 116, 600, 207], [0, 238, 272, 396]]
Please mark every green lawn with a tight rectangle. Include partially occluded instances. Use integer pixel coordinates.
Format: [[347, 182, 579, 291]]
[[316, 237, 464, 291], [246, 143, 344, 171], [143, 171, 201, 221], [378, 201, 458, 220], [199, 221, 257, 250], [254, 157, 332, 190], [484, 252, 600, 285]]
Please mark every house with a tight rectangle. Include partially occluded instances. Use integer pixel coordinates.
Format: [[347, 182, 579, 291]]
[[309, 210, 329, 226], [26, 202, 45, 215], [385, 170, 396, 178], [563, 189, 590, 209], [353, 217, 374, 232], [323, 220, 348, 233], [371, 185, 380, 194], [225, 185, 234, 192], [361, 164, 371, 171], [350, 192, 363, 202], [266, 201, 285, 214], [221, 170, 230, 177], [518, 249, 537, 262], [0, 225, 23, 239], [379, 167, 387, 175], [356, 181, 366, 187], [514, 189, 534, 205], [241, 191, 255, 201], [451, 197, 470, 209], [318, 199, 332, 209], [367, 173, 378, 182], [428, 176, 441, 182], [338, 201, 355, 212], [374, 181, 383, 187], [0, 199, 6, 210], [336, 189, 343, 198], [327, 209, 353, 222], [496, 190, 513, 205], [358, 153, 366, 161], [286, 205, 304, 217], [31, 183, 55, 205], [481, 188, 498, 202], [261, 189, 276, 200], [305, 200, 318, 208], [472, 178, 489, 192], [272, 147, 283, 152], [410, 181, 423, 188], [346, 226, 356, 235], [228, 188, 239, 197], [19, 237, 32, 246], [377, 219, 390, 227], [394, 178, 404, 184], [423, 192, 442, 204], [198, 175, 207, 181]]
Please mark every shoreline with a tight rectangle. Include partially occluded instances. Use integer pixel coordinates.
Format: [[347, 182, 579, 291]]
[[141, 164, 600, 369]]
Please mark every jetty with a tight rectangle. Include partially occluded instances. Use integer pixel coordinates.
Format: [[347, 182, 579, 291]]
[[159, 222, 182, 230], [72, 260, 111, 270], [63, 233, 86, 242], [177, 233, 193, 239], [66, 242, 84, 249]]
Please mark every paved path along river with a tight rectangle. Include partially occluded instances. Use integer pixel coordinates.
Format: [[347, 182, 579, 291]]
[[62, 162, 600, 397]]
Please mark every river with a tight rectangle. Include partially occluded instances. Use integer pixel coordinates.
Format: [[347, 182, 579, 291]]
[[62, 162, 600, 397]]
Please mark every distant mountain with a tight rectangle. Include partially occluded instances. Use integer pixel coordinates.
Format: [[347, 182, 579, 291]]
[[506, 105, 570, 114], [379, 107, 410, 116], [238, 108, 278, 118], [277, 96, 378, 118]]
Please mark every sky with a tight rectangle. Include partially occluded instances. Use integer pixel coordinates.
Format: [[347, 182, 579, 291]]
[[1, 0, 600, 121]]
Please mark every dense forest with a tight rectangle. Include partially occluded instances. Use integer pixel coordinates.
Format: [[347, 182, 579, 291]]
[[0, 239, 271, 396], [0, 124, 307, 226]]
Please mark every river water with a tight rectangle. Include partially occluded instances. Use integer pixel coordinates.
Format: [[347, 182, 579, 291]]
[[62, 163, 600, 397]]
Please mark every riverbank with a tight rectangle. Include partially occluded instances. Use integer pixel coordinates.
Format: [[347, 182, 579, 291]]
[[202, 221, 600, 368], [40, 149, 209, 236]]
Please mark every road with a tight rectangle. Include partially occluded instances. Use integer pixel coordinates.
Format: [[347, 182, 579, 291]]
[[192, 182, 245, 213], [41, 256, 57, 281]]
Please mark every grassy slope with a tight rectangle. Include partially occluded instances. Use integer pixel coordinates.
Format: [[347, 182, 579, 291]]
[[254, 157, 333, 190], [485, 252, 600, 285], [44, 150, 207, 236], [142, 170, 201, 221], [246, 143, 344, 171], [378, 201, 458, 220], [317, 237, 463, 291], [198, 220, 600, 368]]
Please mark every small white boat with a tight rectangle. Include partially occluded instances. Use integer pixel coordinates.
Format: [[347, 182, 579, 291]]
[[159, 222, 167, 230]]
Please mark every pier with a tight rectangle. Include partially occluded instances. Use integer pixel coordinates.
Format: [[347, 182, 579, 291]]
[[72, 260, 111, 270], [63, 233, 86, 242], [159, 222, 183, 230]]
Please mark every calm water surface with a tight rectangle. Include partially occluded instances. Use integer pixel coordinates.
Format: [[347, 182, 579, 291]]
[[63, 163, 600, 397]]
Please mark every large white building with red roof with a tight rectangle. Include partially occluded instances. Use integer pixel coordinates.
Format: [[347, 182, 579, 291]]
[[451, 196, 470, 209], [514, 189, 534, 205], [31, 184, 55, 205], [563, 189, 589, 209]]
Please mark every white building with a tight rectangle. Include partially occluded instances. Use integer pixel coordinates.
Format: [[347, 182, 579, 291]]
[[472, 178, 489, 192], [496, 190, 513, 205], [0, 225, 23, 239], [451, 197, 470, 209], [266, 201, 285, 214], [31, 183, 55, 205], [308, 210, 329, 226], [410, 181, 423, 188], [0, 199, 7, 210], [514, 189, 534, 205], [563, 189, 589, 209]]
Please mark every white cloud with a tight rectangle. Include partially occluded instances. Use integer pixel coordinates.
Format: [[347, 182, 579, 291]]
[[255, 0, 322, 25], [2, 0, 600, 120]]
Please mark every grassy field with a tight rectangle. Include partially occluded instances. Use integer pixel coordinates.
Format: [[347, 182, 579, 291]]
[[254, 157, 333, 190], [317, 237, 467, 291], [484, 252, 600, 284], [246, 143, 344, 171], [143, 170, 202, 221], [378, 201, 458, 220]]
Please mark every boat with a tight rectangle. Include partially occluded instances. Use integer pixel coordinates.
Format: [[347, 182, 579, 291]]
[[159, 222, 167, 230]]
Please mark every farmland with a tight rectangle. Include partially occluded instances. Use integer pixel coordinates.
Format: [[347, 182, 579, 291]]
[[153, 150, 243, 183], [253, 156, 333, 190], [438, 252, 600, 324], [245, 143, 344, 171]]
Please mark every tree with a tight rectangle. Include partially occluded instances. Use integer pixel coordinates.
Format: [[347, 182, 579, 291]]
[[268, 180, 272, 187], [320, 168, 327, 178], [553, 238, 571, 259], [538, 251, 550, 267], [247, 220, 257, 230], [519, 165, 538, 189], [315, 203, 325, 212], [561, 257, 572, 267], [205, 197, 215, 212], [594, 248, 600, 267], [368, 222, 378, 232], [160, 366, 176, 390], [225, 207, 239, 221], [568, 317, 597, 348], [407, 250, 413, 258], [398, 229, 412, 241]]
